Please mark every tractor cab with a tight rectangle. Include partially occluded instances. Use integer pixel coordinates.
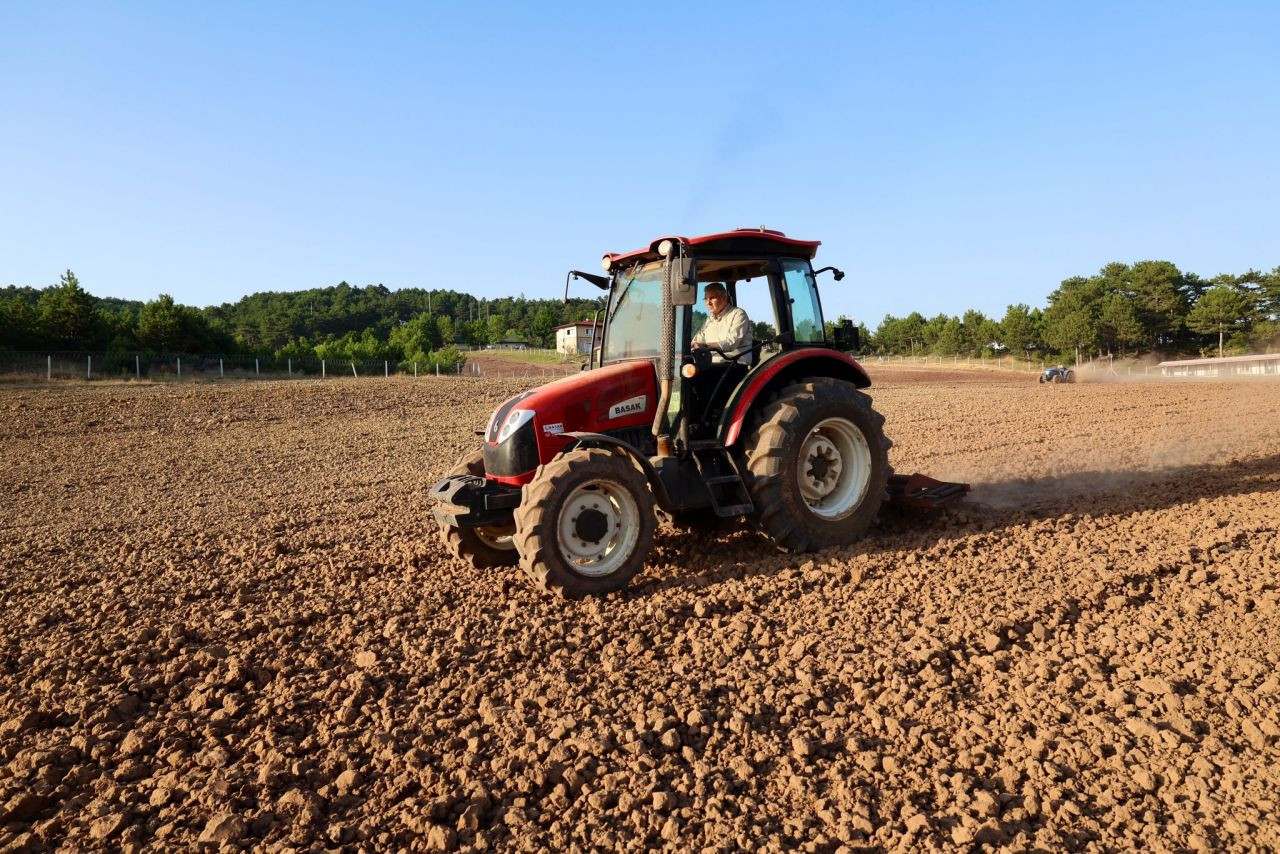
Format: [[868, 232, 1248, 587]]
[[592, 228, 862, 452]]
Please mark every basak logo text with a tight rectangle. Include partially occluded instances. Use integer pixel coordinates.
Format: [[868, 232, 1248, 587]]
[[608, 395, 647, 419]]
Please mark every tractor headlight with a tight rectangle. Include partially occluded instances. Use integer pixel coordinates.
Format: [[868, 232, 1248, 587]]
[[496, 409, 535, 444]]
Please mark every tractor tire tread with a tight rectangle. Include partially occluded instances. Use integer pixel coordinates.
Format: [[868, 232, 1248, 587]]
[[745, 379, 891, 553], [438, 449, 518, 569]]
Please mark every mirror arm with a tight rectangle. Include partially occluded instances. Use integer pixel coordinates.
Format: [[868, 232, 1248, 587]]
[[565, 271, 611, 302]]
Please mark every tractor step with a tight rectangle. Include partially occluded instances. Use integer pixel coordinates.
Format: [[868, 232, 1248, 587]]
[[690, 445, 754, 518], [885, 473, 971, 508]]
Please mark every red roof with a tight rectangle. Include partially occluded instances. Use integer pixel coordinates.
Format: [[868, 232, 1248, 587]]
[[603, 228, 821, 270]]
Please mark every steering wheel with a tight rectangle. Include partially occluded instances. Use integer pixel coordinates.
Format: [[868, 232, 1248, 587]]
[[695, 338, 767, 365]]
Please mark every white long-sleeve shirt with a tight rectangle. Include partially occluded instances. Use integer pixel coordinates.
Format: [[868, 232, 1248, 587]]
[[692, 306, 753, 364]]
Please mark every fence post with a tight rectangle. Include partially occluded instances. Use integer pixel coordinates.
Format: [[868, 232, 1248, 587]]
[[219, 358, 224, 379], [322, 359, 326, 378], [136, 354, 141, 379], [413, 361, 417, 377], [255, 358, 259, 377], [436, 363, 439, 377], [177, 357, 181, 377], [384, 360, 388, 377], [351, 361, 358, 378], [87, 355, 92, 380], [288, 358, 292, 377], [47, 355, 51, 381]]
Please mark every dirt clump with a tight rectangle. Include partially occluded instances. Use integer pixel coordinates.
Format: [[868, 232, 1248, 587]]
[[1, 376, 1278, 851]]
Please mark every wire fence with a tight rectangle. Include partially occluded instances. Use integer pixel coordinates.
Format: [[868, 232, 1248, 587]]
[[0, 351, 581, 383], [871, 354, 1047, 372], [871, 353, 1179, 378], [0, 349, 1126, 384]]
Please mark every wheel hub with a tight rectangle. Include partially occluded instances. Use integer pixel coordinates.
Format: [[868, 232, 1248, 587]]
[[474, 521, 516, 550], [572, 507, 609, 543], [556, 482, 642, 577], [803, 438, 842, 495], [796, 418, 873, 520]]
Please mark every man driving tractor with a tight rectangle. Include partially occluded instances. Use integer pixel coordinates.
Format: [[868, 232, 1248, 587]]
[[691, 282, 753, 364]]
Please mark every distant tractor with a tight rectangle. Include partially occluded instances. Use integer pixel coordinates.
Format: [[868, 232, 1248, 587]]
[[431, 229, 969, 598], [1040, 365, 1075, 384]]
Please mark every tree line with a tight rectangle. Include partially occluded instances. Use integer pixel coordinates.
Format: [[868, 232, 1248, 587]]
[[3, 260, 1277, 368], [872, 261, 1279, 362], [0, 274, 607, 372]]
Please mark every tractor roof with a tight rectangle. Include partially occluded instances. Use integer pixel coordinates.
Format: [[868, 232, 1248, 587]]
[[603, 228, 820, 271]]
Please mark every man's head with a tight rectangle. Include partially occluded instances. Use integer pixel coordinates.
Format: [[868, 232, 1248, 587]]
[[704, 283, 729, 318]]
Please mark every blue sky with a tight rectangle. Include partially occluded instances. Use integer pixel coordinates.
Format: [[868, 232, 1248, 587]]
[[3, 1, 1278, 327]]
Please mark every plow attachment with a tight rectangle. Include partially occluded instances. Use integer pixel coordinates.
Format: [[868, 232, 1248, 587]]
[[885, 473, 971, 509]]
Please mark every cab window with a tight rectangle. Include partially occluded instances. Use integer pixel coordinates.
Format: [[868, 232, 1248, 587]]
[[691, 259, 778, 348], [780, 258, 824, 342]]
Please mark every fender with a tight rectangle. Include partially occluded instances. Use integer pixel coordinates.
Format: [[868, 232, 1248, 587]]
[[719, 349, 872, 447], [560, 432, 675, 510]]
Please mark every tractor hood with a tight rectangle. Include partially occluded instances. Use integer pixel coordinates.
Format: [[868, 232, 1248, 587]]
[[482, 361, 658, 485]]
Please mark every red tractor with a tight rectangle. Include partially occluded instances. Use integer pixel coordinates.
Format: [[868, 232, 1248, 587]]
[[431, 229, 967, 598]]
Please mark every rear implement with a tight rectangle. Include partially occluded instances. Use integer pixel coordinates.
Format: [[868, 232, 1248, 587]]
[[885, 473, 971, 508]]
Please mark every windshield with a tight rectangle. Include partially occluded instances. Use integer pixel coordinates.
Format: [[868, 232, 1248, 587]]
[[603, 261, 664, 362]]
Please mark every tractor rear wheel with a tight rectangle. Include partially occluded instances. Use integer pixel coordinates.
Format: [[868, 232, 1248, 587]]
[[438, 449, 519, 569], [513, 448, 656, 598], [745, 379, 889, 553]]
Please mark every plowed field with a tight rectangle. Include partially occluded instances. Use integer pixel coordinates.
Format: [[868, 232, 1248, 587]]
[[2, 372, 1279, 851]]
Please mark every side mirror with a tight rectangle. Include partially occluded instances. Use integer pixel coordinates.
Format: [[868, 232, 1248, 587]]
[[670, 257, 696, 306], [833, 319, 859, 352]]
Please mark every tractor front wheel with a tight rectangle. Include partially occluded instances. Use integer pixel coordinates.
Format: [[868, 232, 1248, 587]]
[[438, 449, 519, 569], [745, 379, 889, 553], [513, 448, 656, 598]]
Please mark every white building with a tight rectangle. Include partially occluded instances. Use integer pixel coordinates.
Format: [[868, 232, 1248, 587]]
[[556, 321, 601, 356], [1157, 353, 1280, 377]]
